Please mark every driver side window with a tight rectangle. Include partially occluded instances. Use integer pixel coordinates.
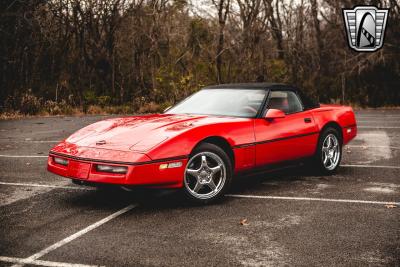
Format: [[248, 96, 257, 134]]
[[267, 90, 303, 114]]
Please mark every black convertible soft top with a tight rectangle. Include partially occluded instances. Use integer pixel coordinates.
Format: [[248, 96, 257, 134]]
[[203, 83, 320, 110]]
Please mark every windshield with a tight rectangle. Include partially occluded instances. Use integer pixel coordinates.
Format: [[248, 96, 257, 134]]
[[166, 89, 267, 118]]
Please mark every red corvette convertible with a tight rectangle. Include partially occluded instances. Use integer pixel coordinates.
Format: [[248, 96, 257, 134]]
[[48, 83, 357, 203]]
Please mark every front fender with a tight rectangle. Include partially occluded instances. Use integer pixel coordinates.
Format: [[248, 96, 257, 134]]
[[145, 119, 255, 160]]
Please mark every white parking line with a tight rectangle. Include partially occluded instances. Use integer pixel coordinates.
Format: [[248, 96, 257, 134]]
[[347, 145, 400, 150], [0, 155, 48, 158], [28, 140, 60, 143], [2, 180, 398, 205], [10, 204, 136, 267], [342, 164, 400, 169], [0, 181, 94, 190], [0, 140, 60, 143], [0, 256, 102, 267], [358, 126, 400, 129], [356, 115, 400, 118], [357, 120, 400, 123], [356, 133, 391, 136], [226, 194, 399, 205]]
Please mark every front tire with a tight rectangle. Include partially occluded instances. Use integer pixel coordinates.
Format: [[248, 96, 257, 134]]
[[183, 143, 233, 204], [314, 127, 342, 174]]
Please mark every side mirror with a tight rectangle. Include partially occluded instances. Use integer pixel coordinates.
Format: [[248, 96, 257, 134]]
[[264, 109, 286, 120]]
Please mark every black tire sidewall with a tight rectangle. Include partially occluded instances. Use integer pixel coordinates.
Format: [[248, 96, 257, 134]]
[[183, 142, 233, 204], [315, 127, 342, 174]]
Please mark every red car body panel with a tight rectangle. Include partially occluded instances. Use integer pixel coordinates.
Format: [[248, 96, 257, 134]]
[[48, 100, 357, 188]]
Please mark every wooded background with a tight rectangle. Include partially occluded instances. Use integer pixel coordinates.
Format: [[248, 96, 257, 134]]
[[1, 0, 399, 115]]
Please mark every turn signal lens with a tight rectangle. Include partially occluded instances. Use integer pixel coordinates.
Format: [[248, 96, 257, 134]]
[[96, 164, 128, 174], [54, 157, 68, 166], [159, 164, 168, 170]]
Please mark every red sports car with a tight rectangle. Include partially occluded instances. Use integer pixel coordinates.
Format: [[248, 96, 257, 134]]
[[48, 83, 357, 203]]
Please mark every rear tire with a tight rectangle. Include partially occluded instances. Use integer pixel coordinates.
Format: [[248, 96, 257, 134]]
[[314, 127, 342, 174], [183, 143, 233, 204]]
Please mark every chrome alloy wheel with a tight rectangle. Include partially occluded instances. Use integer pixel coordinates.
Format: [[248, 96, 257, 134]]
[[321, 134, 340, 170], [184, 152, 226, 200]]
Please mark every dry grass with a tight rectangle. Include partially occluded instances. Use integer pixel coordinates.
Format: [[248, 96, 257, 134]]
[[0, 105, 135, 120], [138, 102, 162, 113], [0, 111, 25, 120]]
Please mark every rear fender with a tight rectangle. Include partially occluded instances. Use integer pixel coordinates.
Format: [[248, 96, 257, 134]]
[[312, 106, 357, 145]]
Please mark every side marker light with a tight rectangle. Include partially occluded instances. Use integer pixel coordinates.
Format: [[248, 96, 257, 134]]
[[159, 162, 183, 170]]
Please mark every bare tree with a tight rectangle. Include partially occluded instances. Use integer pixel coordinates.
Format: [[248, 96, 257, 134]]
[[263, 0, 284, 59], [1, 0, 399, 114], [212, 0, 231, 83]]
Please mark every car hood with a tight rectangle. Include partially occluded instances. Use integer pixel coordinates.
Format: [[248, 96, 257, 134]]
[[64, 114, 211, 152]]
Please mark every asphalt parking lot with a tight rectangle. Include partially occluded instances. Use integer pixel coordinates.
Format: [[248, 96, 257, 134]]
[[0, 110, 399, 267]]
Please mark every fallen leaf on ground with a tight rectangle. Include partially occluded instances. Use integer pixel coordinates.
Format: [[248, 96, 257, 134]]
[[240, 219, 249, 226], [385, 204, 397, 208]]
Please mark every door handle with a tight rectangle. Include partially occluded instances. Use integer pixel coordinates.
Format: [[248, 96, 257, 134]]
[[304, 118, 312, 123]]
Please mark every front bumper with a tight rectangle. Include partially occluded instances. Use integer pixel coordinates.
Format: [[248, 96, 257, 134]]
[[47, 153, 187, 188]]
